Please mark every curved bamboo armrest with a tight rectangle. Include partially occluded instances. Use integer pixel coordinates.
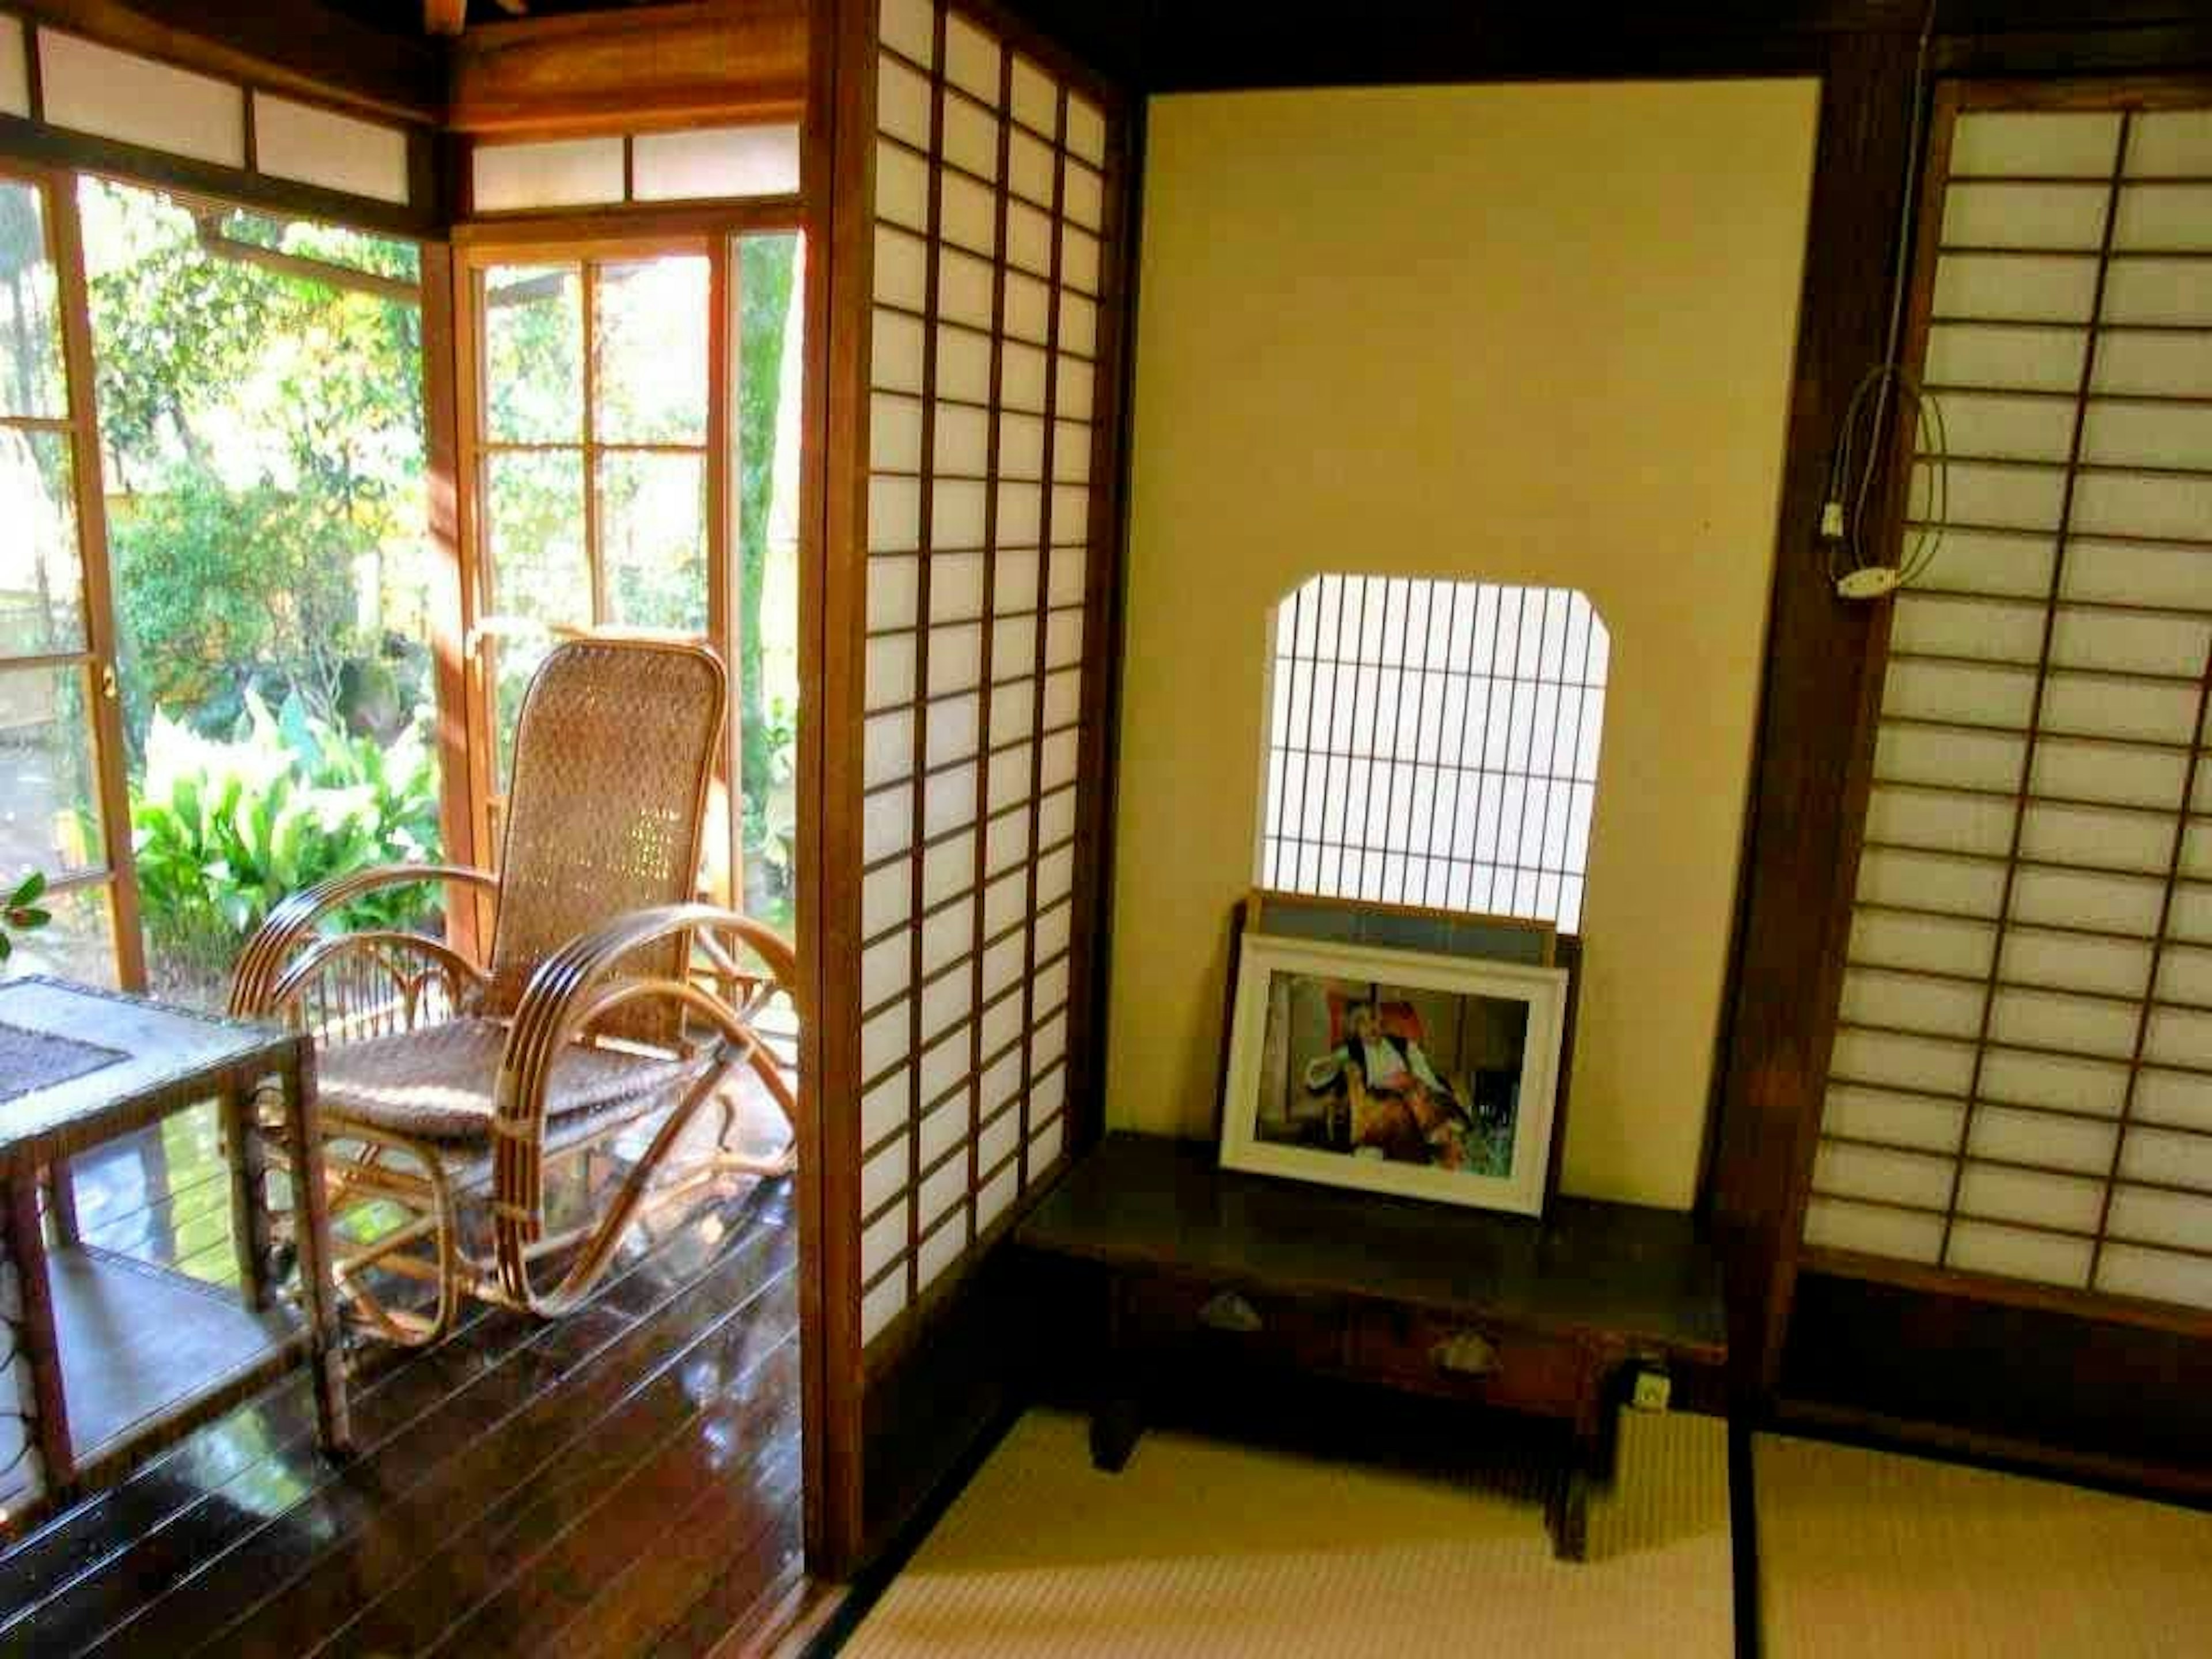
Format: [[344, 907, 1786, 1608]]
[[488, 904, 799, 1309], [230, 862, 499, 1020], [496, 902, 797, 1121]]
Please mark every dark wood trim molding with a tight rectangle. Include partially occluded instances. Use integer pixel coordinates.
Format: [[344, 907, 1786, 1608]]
[[1779, 1271, 2212, 1494], [1701, 31, 1924, 1404], [808, 0, 878, 1582], [0, 113, 438, 240]]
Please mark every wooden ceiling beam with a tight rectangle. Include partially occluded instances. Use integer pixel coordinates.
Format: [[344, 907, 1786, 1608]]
[[448, 0, 806, 136]]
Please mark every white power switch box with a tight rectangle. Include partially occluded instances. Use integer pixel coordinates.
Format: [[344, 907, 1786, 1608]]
[[1630, 1370, 1672, 1413]]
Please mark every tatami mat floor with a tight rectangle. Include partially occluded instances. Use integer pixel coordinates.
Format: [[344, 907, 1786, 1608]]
[[840, 1408, 1733, 1658], [1756, 1432, 2212, 1659], [837, 1411, 2212, 1658]]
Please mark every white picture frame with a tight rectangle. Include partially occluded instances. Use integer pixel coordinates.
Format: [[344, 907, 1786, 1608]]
[[1218, 931, 1570, 1216]]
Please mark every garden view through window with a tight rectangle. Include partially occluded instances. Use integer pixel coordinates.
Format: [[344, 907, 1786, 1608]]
[[0, 170, 804, 1016]]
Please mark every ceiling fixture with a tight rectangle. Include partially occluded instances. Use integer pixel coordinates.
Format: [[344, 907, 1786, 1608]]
[[424, 0, 531, 36]]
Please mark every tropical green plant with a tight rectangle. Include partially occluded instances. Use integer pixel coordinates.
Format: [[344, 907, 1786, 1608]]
[[129, 692, 441, 993], [0, 871, 52, 965]]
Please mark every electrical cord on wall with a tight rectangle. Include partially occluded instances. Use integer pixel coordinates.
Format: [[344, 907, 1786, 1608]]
[[1823, 1, 1950, 602]]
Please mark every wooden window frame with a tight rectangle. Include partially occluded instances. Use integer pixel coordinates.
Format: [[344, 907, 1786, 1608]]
[[451, 203, 802, 893], [0, 156, 142, 986]]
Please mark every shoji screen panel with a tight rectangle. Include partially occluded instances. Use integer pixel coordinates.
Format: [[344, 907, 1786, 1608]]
[[1805, 88, 2212, 1317], [857, 0, 1123, 1349]]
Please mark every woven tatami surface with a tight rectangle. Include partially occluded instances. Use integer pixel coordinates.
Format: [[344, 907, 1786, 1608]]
[[843, 1407, 1733, 1658], [1758, 1433, 2212, 1659]]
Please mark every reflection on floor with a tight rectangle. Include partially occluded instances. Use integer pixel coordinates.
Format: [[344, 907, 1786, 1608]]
[[0, 1103, 803, 1659]]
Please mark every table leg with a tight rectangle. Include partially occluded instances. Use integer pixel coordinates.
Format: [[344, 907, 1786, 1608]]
[[2, 1165, 70, 1518], [44, 1158, 79, 1248], [275, 1044, 351, 1456], [220, 1082, 272, 1311], [1548, 1463, 1592, 1562], [1090, 1285, 1145, 1472]]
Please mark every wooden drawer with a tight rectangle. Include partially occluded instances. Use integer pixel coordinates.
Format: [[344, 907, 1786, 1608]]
[[1116, 1275, 1346, 1369], [1349, 1307, 1593, 1418]]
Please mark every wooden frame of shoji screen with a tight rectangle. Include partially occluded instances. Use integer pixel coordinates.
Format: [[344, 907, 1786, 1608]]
[[1793, 78, 2212, 1336], [832, 0, 1130, 1359]]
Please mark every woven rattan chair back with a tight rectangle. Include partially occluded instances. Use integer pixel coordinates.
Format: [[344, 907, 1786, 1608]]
[[483, 638, 727, 1047]]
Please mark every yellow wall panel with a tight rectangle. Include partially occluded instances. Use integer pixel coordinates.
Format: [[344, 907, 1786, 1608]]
[[1109, 81, 1819, 1207]]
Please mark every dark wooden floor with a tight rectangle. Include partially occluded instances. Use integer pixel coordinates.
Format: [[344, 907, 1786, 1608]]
[[0, 1107, 805, 1659]]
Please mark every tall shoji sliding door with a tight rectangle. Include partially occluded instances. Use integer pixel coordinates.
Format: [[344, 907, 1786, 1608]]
[[828, 0, 1128, 1364], [1802, 85, 2212, 1321]]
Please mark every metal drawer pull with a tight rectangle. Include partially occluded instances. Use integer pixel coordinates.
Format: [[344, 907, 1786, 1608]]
[[1196, 1291, 1264, 1334], [1431, 1331, 1500, 1376]]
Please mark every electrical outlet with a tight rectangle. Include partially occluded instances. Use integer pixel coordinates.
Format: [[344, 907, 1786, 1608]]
[[1630, 1370, 1672, 1413]]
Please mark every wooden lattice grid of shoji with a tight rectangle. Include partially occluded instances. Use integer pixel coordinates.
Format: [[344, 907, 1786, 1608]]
[[1257, 577, 1611, 934], [849, 0, 1126, 1349], [1801, 84, 2212, 1321]]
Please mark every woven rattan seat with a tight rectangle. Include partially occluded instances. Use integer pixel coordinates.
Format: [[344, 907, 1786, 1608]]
[[230, 638, 800, 1347], [319, 1018, 710, 1141]]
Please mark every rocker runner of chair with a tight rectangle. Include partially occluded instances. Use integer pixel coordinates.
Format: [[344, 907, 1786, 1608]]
[[228, 637, 798, 1346]]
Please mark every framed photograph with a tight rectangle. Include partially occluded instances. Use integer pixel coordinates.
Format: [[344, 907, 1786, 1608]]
[[1219, 931, 1570, 1216]]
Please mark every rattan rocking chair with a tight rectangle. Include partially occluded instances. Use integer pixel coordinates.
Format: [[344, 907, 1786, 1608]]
[[228, 637, 798, 1347]]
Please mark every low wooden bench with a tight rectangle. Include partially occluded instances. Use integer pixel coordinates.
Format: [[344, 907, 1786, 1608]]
[[1015, 1131, 1728, 1559]]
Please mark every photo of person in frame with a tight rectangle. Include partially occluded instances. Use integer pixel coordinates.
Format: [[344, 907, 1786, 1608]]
[[1254, 974, 1527, 1177]]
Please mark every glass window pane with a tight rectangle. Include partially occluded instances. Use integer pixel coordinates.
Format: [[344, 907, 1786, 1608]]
[[1, 880, 116, 988], [600, 450, 707, 632], [81, 176, 440, 1011], [732, 232, 804, 932], [0, 180, 66, 419], [483, 264, 581, 443], [486, 449, 588, 627], [0, 664, 106, 881], [594, 256, 709, 445], [0, 429, 85, 654]]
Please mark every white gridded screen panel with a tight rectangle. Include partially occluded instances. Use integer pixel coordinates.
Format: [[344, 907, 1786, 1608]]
[[1258, 577, 1608, 933], [1810, 99, 2212, 1313], [860, 0, 1111, 1341], [252, 93, 409, 206]]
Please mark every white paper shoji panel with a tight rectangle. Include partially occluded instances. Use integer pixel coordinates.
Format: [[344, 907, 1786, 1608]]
[[472, 137, 626, 212], [252, 93, 409, 206], [1257, 578, 1608, 933], [38, 29, 244, 168], [0, 16, 28, 120], [859, 0, 1113, 1347], [1806, 99, 2212, 1316], [632, 124, 802, 201]]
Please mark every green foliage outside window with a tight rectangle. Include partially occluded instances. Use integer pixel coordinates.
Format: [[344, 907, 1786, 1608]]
[[130, 693, 440, 996], [79, 178, 440, 995]]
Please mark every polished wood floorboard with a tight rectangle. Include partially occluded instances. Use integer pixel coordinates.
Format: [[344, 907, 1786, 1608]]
[[0, 1116, 804, 1659]]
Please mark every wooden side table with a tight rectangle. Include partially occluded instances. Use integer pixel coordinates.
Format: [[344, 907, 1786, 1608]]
[[1015, 1133, 1729, 1560], [0, 976, 350, 1526]]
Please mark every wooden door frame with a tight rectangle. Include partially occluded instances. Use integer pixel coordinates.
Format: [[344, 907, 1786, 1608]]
[[1, 157, 144, 988], [448, 206, 802, 900]]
